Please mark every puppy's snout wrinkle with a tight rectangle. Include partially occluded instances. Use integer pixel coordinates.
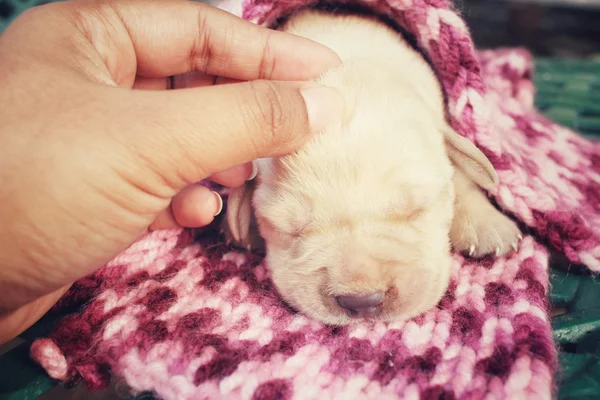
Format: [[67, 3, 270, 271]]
[[336, 291, 385, 318]]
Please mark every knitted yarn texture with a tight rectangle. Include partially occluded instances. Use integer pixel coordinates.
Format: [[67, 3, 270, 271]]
[[29, 0, 600, 399]]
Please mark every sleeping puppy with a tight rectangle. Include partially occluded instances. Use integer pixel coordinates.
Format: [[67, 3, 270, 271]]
[[221, 9, 522, 325]]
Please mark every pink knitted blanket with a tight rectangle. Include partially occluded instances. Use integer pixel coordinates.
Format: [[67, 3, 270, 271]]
[[29, 0, 600, 399]]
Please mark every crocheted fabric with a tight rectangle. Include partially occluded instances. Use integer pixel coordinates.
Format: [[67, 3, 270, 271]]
[[29, 0, 600, 399]]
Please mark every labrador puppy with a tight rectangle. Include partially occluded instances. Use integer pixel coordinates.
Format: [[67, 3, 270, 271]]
[[221, 9, 522, 325]]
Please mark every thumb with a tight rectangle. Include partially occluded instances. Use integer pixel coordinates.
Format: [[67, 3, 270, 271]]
[[114, 79, 345, 189]]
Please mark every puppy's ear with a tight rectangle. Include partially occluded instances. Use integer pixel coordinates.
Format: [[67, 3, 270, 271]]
[[221, 180, 265, 251], [442, 123, 499, 191]]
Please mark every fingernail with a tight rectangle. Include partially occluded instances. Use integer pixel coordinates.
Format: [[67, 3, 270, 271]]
[[300, 86, 345, 133], [247, 161, 258, 181], [212, 191, 223, 216]]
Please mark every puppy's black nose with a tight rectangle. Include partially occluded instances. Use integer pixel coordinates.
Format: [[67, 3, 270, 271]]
[[336, 291, 385, 318]]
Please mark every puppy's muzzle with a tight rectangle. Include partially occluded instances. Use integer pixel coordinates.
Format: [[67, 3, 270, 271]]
[[336, 291, 385, 318]]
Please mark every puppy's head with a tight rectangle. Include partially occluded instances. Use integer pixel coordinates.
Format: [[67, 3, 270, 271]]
[[224, 64, 498, 325], [225, 127, 496, 326]]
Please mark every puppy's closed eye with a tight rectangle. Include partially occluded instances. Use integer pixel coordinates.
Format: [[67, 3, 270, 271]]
[[381, 177, 453, 222]]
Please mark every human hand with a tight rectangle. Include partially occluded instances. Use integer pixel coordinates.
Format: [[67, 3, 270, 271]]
[[0, 0, 344, 343]]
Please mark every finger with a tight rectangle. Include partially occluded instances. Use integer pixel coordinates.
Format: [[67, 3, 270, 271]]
[[171, 185, 223, 228], [113, 79, 345, 190], [149, 183, 225, 230], [115, 0, 342, 79], [59, 0, 341, 85], [209, 162, 256, 188], [149, 205, 180, 231]]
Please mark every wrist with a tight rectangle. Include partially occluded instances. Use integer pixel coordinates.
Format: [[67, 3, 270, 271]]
[[0, 285, 70, 346]]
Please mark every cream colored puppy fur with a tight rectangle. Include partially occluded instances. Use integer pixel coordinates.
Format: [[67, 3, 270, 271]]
[[223, 10, 522, 325]]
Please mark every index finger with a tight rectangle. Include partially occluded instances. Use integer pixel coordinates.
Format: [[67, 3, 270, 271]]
[[72, 0, 341, 81]]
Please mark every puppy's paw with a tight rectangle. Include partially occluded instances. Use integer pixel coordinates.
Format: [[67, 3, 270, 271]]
[[220, 180, 266, 252], [450, 198, 522, 259], [220, 214, 265, 252]]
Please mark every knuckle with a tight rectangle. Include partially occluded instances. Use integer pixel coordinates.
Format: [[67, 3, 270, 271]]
[[258, 30, 277, 80], [247, 80, 290, 143], [194, 10, 212, 72]]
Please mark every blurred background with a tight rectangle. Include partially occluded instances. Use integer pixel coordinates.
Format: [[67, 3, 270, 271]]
[[459, 0, 600, 58], [2, 0, 600, 58]]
